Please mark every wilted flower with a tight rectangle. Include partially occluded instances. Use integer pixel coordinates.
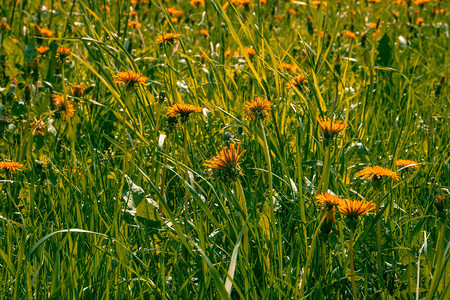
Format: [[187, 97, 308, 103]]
[[113, 70, 148, 89], [243, 97, 273, 121]]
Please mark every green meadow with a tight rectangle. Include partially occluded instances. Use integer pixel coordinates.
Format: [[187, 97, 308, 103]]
[[0, 0, 448, 298]]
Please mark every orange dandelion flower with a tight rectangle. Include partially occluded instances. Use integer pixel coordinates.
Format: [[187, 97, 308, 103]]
[[355, 166, 400, 181], [396, 159, 419, 169], [128, 20, 142, 29], [200, 50, 209, 62], [57, 46, 71, 62], [101, 5, 110, 13], [279, 63, 298, 75], [338, 198, 376, 220], [342, 30, 357, 39], [35, 46, 50, 54], [243, 97, 273, 121], [317, 117, 348, 139], [167, 7, 184, 18], [311, 1, 327, 7], [0, 161, 23, 173], [413, 0, 430, 5], [156, 33, 182, 45], [200, 29, 209, 36], [316, 192, 342, 233], [287, 74, 308, 89], [224, 49, 240, 58], [52, 94, 75, 120], [204, 142, 246, 180], [316, 193, 342, 209], [223, 0, 242, 10], [245, 47, 256, 57], [274, 14, 283, 20], [34, 25, 54, 37], [71, 84, 85, 97], [393, 0, 407, 5], [113, 70, 148, 89], [190, 0, 205, 8], [238, 0, 254, 9], [0, 22, 11, 30], [129, 11, 138, 17], [166, 103, 202, 121], [416, 17, 425, 26]]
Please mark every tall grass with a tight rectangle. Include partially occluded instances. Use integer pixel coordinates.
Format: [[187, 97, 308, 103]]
[[0, 0, 448, 298]]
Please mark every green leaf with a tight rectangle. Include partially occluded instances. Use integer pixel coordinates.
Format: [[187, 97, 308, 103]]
[[24, 41, 36, 63], [136, 198, 162, 225], [376, 33, 393, 67], [3, 38, 24, 77]]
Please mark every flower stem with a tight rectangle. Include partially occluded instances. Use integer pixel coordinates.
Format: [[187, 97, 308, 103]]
[[61, 63, 75, 165], [299, 214, 327, 297], [349, 229, 358, 300], [260, 120, 273, 201], [295, 131, 308, 248], [235, 179, 249, 262], [183, 123, 190, 222], [159, 133, 171, 217], [374, 191, 384, 285], [321, 239, 327, 276], [260, 120, 274, 232], [319, 142, 331, 193]]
